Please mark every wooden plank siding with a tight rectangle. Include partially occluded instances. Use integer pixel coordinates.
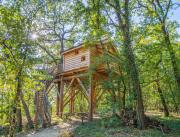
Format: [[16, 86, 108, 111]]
[[63, 48, 90, 72], [61, 42, 118, 73]]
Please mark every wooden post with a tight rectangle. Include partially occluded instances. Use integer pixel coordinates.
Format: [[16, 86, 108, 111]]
[[70, 88, 75, 114], [59, 77, 64, 118], [88, 76, 95, 121], [56, 82, 60, 116]]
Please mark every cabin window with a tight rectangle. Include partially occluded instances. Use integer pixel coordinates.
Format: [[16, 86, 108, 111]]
[[75, 50, 79, 55], [81, 56, 86, 61]]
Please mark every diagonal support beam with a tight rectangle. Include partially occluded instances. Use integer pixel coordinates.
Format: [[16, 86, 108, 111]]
[[64, 94, 71, 106], [64, 78, 75, 98], [76, 77, 89, 100], [96, 90, 104, 104], [47, 84, 54, 94]]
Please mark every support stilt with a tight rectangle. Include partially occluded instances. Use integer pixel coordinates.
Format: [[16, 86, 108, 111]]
[[59, 77, 64, 118], [88, 76, 95, 121], [56, 82, 60, 116], [70, 88, 75, 114]]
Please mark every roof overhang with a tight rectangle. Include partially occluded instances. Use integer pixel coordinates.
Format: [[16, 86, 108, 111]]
[[60, 38, 117, 55], [61, 44, 83, 55]]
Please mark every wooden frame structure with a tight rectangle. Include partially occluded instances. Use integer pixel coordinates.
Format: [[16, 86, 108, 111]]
[[54, 40, 118, 121]]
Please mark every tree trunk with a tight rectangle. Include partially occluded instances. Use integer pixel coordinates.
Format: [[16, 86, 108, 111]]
[[34, 91, 39, 129], [117, 82, 123, 112], [161, 24, 180, 92], [107, 60, 117, 115], [16, 108, 22, 132], [20, 93, 34, 129], [168, 83, 179, 113], [122, 86, 126, 110], [39, 90, 47, 128], [156, 80, 169, 117], [112, 89, 117, 115], [123, 39, 145, 129], [42, 89, 51, 126], [15, 72, 23, 132], [114, 0, 146, 129], [34, 88, 51, 129], [60, 37, 64, 64], [120, 73, 126, 110]]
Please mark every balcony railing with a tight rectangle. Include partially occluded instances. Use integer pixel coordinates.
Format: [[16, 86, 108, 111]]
[[57, 63, 63, 74], [47, 64, 63, 77]]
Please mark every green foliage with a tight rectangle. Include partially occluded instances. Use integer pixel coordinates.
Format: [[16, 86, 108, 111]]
[[74, 114, 180, 137], [101, 115, 123, 128], [74, 120, 106, 137]]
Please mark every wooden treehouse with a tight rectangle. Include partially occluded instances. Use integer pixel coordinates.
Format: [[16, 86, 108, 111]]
[[54, 40, 118, 121]]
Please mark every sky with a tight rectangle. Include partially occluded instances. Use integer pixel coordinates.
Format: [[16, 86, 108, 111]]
[[171, 5, 180, 24], [171, 0, 180, 23], [171, 0, 180, 35]]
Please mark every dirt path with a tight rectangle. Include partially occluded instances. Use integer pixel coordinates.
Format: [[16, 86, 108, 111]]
[[17, 118, 82, 137], [24, 126, 60, 137]]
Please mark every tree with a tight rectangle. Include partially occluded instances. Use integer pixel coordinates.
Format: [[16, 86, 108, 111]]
[[0, 2, 42, 133], [104, 0, 146, 129], [138, 0, 180, 98]]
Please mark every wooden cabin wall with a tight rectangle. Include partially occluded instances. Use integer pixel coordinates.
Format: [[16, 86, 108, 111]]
[[62, 43, 117, 72], [63, 48, 90, 72]]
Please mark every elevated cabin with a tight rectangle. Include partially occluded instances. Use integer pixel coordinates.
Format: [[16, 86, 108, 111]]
[[62, 44, 90, 72], [54, 40, 118, 121], [55, 40, 118, 79]]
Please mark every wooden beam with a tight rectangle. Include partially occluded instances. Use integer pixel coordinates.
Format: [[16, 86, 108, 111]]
[[63, 73, 89, 80], [70, 88, 75, 113], [93, 86, 97, 114], [63, 93, 71, 106], [60, 66, 88, 76], [53, 79, 61, 83], [47, 84, 54, 94], [63, 90, 79, 108], [95, 72, 108, 79], [59, 77, 64, 118], [96, 90, 104, 103], [56, 82, 60, 116], [88, 76, 95, 121], [63, 78, 76, 105]]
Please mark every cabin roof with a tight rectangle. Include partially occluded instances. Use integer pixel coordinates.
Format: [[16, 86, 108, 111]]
[[61, 43, 83, 55], [61, 39, 117, 55]]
